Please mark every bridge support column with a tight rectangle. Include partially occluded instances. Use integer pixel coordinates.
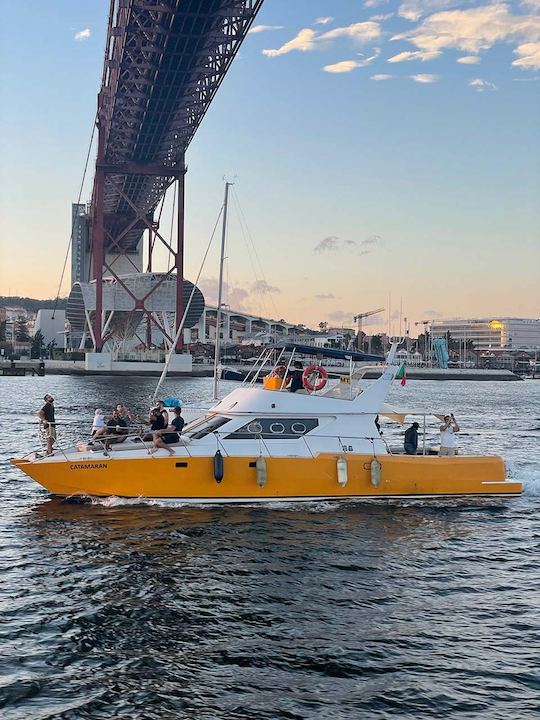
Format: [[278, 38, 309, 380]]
[[92, 117, 106, 352], [175, 164, 185, 352]]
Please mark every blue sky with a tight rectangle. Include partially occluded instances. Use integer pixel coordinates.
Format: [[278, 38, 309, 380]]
[[0, 0, 538, 332]]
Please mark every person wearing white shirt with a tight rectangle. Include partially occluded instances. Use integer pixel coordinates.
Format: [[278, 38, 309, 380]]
[[92, 408, 105, 437], [439, 413, 460, 456]]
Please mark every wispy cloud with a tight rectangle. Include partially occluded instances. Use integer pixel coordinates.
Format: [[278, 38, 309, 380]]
[[357, 48, 382, 64], [370, 13, 395, 21], [393, 4, 540, 70], [263, 22, 381, 57], [469, 77, 497, 91], [409, 73, 439, 83], [388, 49, 441, 63], [314, 17, 333, 26], [251, 280, 280, 295], [457, 55, 481, 64], [314, 235, 383, 255], [324, 50, 381, 73], [364, 0, 389, 8], [248, 25, 284, 34], [320, 22, 381, 43], [328, 310, 354, 322], [74, 28, 91, 41], [263, 28, 317, 57], [314, 236, 340, 253], [513, 42, 540, 70], [315, 293, 336, 300], [323, 60, 361, 73], [371, 73, 395, 80], [198, 278, 249, 310], [398, 0, 463, 23], [358, 235, 384, 255]]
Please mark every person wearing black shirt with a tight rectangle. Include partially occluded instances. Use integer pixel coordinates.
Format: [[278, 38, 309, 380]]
[[37, 394, 56, 455], [288, 361, 304, 393], [151, 407, 184, 455], [104, 409, 128, 450], [404, 422, 420, 455], [142, 408, 166, 442]]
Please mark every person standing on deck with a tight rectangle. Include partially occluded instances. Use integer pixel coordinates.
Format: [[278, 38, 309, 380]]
[[288, 361, 305, 393], [37, 394, 56, 455], [404, 422, 420, 455], [439, 414, 460, 456]]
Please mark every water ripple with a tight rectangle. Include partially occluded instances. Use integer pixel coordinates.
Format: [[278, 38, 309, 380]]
[[0, 377, 539, 718]]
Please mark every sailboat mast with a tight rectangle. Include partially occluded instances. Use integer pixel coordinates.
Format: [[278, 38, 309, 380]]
[[213, 181, 231, 401]]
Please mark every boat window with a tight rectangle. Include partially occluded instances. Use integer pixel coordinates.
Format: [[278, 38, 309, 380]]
[[225, 418, 318, 439], [188, 416, 231, 439]]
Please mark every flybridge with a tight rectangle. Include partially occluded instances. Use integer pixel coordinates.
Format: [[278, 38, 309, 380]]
[[277, 343, 385, 363]]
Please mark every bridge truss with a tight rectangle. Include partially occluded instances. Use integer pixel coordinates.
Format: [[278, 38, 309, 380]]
[[89, 0, 264, 351]]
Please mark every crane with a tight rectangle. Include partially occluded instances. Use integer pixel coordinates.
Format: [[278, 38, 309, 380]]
[[353, 308, 384, 351]]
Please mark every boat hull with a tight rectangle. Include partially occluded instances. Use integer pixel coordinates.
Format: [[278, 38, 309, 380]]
[[11, 454, 521, 500]]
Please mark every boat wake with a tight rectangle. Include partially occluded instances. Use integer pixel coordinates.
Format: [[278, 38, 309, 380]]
[[506, 459, 540, 496], [63, 458, 540, 511]]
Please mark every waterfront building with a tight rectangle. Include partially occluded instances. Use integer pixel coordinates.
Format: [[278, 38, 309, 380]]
[[431, 318, 540, 352], [33, 310, 67, 350], [71, 204, 90, 286]]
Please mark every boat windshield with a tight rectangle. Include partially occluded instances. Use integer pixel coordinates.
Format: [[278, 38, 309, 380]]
[[185, 415, 231, 439]]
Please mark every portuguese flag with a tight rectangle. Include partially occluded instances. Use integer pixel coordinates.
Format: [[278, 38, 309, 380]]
[[396, 363, 407, 386]]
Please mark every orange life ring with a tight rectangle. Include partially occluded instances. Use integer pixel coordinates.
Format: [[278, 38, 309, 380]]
[[302, 364, 328, 391], [271, 365, 287, 379]]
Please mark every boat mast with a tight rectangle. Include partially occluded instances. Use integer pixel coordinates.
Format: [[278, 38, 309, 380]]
[[213, 181, 232, 401]]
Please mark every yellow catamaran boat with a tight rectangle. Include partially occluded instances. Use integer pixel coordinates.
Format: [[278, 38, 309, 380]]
[[11, 344, 522, 502]]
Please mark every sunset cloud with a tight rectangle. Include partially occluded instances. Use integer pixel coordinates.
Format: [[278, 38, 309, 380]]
[[371, 73, 395, 80], [314, 17, 334, 25], [251, 279, 280, 294], [387, 49, 441, 62], [263, 21, 381, 57], [323, 60, 361, 73], [314, 236, 340, 253], [263, 28, 317, 56], [393, 4, 540, 58], [513, 41, 540, 69], [457, 55, 481, 64]]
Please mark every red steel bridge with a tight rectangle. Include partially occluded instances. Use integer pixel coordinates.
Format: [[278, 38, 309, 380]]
[[88, 0, 264, 351]]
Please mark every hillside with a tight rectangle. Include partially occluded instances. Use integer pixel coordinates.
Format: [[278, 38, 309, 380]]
[[0, 296, 68, 312]]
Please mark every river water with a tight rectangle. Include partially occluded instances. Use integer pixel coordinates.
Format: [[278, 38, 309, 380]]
[[0, 376, 539, 719]]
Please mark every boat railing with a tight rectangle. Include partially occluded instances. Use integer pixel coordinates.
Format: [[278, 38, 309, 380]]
[[28, 413, 435, 461]]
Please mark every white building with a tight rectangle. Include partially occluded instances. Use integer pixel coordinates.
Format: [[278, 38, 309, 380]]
[[33, 309, 66, 350], [431, 318, 540, 352]]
